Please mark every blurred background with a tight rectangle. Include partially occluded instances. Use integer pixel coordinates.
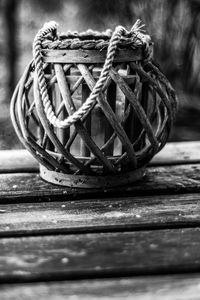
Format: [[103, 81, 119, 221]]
[[0, 0, 200, 149]]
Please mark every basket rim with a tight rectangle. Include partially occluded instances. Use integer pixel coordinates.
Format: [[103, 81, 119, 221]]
[[40, 164, 146, 189], [42, 30, 152, 51]]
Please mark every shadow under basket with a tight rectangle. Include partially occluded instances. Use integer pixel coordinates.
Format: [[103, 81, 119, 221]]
[[10, 21, 177, 189]]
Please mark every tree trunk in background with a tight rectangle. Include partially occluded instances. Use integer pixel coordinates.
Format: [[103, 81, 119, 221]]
[[183, 0, 200, 93], [4, 0, 18, 100]]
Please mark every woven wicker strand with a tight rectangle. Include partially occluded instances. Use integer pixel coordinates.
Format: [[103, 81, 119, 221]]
[[10, 20, 177, 188]]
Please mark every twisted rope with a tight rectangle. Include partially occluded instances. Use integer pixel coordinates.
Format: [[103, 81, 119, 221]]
[[42, 24, 150, 51], [33, 20, 151, 129], [42, 38, 145, 51]]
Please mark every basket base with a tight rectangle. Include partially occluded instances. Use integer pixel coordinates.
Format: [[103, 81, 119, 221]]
[[40, 165, 146, 189]]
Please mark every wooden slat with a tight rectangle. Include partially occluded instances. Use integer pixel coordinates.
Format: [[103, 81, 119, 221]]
[[1, 274, 200, 300], [151, 141, 200, 165], [1, 228, 200, 282], [0, 163, 200, 202], [0, 193, 200, 236], [42, 48, 142, 64], [0, 141, 199, 173], [0, 150, 38, 173]]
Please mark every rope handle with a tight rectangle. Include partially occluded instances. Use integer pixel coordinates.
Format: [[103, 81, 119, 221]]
[[33, 20, 150, 129]]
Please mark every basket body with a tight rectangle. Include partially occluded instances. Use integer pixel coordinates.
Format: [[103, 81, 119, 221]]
[[11, 24, 177, 188]]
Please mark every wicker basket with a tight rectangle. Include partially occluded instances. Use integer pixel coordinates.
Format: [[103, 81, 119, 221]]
[[10, 20, 177, 188]]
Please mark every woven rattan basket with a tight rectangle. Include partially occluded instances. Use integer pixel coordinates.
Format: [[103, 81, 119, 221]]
[[10, 20, 177, 188]]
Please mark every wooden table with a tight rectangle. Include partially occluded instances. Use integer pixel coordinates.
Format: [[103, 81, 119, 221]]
[[1, 141, 200, 299]]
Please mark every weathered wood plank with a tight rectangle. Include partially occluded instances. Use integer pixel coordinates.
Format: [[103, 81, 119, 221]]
[[152, 141, 200, 165], [0, 141, 199, 173], [42, 48, 142, 63], [0, 163, 200, 202], [1, 274, 200, 300], [0, 150, 38, 173], [0, 193, 200, 236], [0, 228, 200, 282]]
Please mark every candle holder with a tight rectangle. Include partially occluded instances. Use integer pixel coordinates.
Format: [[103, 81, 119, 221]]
[[10, 20, 177, 188]]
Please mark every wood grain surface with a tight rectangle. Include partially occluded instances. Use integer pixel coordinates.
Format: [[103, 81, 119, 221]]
[[1, 274, 200, 300], [0, 163, 200, 202], [1, 228, 200, 282], [0, 142, 200, 298], [0, 193, 200, 236]]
